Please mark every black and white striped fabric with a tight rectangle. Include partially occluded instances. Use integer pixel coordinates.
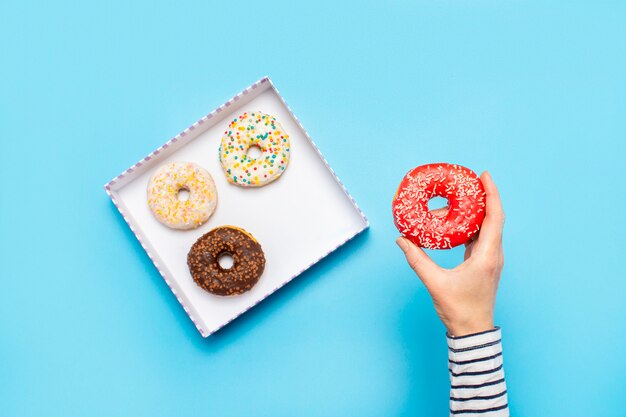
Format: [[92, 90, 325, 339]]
[[447, 328, 509, 416]]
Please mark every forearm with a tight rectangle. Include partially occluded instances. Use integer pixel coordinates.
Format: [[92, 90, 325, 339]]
[[447, 328, 509, 416]]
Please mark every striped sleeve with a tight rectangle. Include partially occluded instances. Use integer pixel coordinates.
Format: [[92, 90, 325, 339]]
[[447, 327, 509, 416]]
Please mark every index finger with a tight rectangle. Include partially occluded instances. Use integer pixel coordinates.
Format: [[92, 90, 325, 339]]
[[475, 171, 505, 252]]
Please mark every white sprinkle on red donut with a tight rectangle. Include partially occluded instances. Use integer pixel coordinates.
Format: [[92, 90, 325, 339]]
[[392, 163, 486, 249]]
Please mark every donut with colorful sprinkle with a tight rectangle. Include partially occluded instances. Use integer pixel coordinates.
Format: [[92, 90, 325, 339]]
[[392, 163, 486, 249], [147, 162, 218, 230], [219, 111, 290, 187]]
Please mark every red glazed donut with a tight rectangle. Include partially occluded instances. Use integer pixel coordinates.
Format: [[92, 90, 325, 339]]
[[392, 163, 486, 249]]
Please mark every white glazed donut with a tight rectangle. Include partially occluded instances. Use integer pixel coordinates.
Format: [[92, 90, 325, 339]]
[[219, 111, 291, 187], [147, 162, 217, 230]]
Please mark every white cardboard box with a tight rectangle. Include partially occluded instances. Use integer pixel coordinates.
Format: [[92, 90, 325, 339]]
[[105, 77, 369, 336]]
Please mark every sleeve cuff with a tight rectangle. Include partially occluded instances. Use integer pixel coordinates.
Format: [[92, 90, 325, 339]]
[[447, 327, 501, 352]]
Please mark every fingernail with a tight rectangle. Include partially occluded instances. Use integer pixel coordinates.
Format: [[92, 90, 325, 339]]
[[396, 237, 408, 252]]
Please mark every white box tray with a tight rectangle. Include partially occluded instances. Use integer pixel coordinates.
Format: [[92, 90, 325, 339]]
[[105, 77, 368, 336]]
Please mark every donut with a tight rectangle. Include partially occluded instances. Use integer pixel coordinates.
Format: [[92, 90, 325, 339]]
[[219, 111, 290, 187], [187, 226, 266, 296], [392, 163, 486, 249], [147, 162, 217, 230]]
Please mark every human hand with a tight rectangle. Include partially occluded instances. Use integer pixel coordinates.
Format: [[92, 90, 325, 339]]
[[395, 171, 505, 337]]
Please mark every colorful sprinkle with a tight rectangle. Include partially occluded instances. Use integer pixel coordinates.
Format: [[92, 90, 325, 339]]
[[218, 111, 291, 187]]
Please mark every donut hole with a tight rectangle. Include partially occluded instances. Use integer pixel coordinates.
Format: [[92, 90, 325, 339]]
[[246, 145, 262, 159], [177, 188, 190, 202], [428, 196, 449, 217], [218, 253, 234, 270]]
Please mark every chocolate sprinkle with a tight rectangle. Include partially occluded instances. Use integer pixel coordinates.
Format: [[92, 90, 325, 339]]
[[187, 226, 265, 296]]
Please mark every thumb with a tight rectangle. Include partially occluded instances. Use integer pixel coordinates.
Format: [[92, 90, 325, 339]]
[[396, 237, 440, 287]]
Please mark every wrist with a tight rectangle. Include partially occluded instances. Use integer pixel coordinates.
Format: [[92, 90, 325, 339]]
[[446, 317, 494, 338]]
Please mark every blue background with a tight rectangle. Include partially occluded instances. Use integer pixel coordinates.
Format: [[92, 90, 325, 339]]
[[1, 1, 625, 416]]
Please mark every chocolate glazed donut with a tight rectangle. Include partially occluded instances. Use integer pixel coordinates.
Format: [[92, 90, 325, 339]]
[[187, 226, 265, 296]]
